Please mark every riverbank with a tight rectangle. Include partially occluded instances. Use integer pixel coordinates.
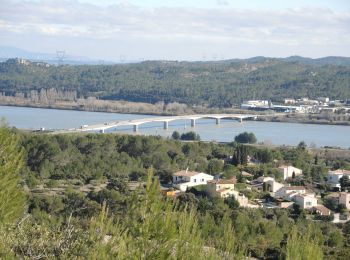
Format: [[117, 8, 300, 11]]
[[257, 114, 350, 126], [1, 98, 349, 126]]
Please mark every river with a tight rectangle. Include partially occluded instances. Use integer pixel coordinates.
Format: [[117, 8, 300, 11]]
[[1, 105, 349, 149]]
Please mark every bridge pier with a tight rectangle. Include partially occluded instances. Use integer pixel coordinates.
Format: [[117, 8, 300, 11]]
[[216, 118, 220, 125], [133, 125, 138, 132], [163, 121, 169, 130], [100, 129, 105, 133], [239, 118, 242, 123], [191, 119, 196, 127]]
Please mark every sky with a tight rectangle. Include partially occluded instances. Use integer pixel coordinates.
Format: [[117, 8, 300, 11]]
[[0, 0, 349, 61]]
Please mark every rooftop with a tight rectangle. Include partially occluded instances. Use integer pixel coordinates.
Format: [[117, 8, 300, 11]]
[[173, 170, 200, 177], [284, 186, 306, 190], [295, 193, 315, 198], [216, 188, 236, 194], [329, 169, 350, 175], [278, 165, 300, 170], [241, 171, 253, 177], [208, 178, 237, 185], [312, 205, 332, 215]]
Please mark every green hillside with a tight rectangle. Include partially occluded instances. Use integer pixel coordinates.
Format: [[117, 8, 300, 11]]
[[1, 58, 349, 107]]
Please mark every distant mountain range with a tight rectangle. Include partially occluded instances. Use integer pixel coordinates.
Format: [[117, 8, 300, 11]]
[[1, 46, 350, 66], [0, 46, 116, 65]]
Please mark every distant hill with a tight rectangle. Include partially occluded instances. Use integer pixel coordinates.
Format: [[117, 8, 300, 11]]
[[279, 56, 350, 66], [0, 57, 349, 107], [0, 46, 115, 65], [224, 56, 350, 66]]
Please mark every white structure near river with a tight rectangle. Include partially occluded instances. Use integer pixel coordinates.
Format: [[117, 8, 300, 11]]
[[1, 105, 350, 148]]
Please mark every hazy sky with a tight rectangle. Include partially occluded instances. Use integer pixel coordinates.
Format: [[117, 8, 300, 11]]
[[1, 0, 350, 61]]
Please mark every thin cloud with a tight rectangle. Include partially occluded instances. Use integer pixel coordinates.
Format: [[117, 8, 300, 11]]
[[0, 0, 349, 59]]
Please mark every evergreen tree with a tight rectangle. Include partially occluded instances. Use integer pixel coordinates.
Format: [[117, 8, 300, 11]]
[[286, 225, 323, 260], [171, 131, 180, 140], [0, 124, 26, 225]]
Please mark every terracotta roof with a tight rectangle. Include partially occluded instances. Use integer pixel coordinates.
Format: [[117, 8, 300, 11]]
[[313, 205, 332, 215], [208, 178, 237, 185], [173, 170, 200, 177]]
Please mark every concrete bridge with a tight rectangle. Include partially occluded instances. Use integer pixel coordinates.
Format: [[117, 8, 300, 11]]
[[58, 114, 259, 134]]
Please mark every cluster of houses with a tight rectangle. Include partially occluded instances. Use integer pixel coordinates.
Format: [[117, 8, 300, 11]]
[[240, 98, 350, 114], [170, 170, 254, 207], [165, 165, 350, 220]]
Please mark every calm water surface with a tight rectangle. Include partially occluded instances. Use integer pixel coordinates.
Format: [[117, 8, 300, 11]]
[[1, 105, 349, 148]]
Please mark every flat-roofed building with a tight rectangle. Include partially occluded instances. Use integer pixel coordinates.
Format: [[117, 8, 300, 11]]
[[278, 165, 303, 180], [339, 192, 350, 210], [173, 170, 214, 192], [327, 169, 350, 189]]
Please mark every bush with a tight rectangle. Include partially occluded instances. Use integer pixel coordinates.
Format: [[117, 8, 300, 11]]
[[171, 131, 180, 140], [234, 132, 257, 144], [180, 131, 201, 141]]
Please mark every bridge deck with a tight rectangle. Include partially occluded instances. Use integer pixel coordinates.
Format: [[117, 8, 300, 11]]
[[52, 113, 272, 134]]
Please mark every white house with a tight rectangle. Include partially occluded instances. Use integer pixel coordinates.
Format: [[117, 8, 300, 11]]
[[275, 186, 306, 200], [339, 192, 350, 210], [206, 178, 236, 198], [284, 98, 296, 104], [327, 169, 350, 189], [173, 170, 214, 192], [251, 176, 284, 194], [294, 193, 318, 209], [278, 165, 303, 180], [250, 176, 274, 191], [206, 178, 249, 207], [264, 179, 284, 193], [275, 186, 318, 209]]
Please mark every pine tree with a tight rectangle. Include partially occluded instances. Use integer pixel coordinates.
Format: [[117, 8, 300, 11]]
[[0, 124, 26, 225], [286, 225, 323, 260]]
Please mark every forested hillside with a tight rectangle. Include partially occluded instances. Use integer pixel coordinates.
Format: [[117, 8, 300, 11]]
[[0, 58, 349, 107], [1, 127, 350, 258]]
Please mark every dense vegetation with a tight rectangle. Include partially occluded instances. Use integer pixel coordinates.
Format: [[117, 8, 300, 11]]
[[1, 58, 349, 108], [234, 132, 257, 144], [1, 127, 350, 258]]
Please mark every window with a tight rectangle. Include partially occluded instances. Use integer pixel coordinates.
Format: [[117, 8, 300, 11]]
[[306, 202, 312, 206], [194, 179, 196, 183], [201, 179, 204, 182]]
